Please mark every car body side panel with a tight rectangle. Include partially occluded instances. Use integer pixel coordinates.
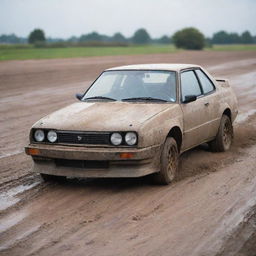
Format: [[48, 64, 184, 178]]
[[214, 78, 238, 123], [179, 67, 238, 151], [178, 67, 218, 150], [180, 96, 213, 151], [200, 68, 238, 124], [201, 90, 221, 139], [138, 105, 183, 147]]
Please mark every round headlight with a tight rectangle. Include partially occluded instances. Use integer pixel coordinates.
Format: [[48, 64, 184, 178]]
[[125, 132, 137, 146], [110, 133, 122, 145], [34, 129, 45, 142], [47, 130, 57, 143]]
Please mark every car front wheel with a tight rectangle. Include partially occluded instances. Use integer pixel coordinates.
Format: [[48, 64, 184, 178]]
[[209, 114, 233, 152], [153, 137, 179, 185]]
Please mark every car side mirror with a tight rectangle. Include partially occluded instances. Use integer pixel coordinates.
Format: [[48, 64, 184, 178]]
[[183, 95, 197, 104], [75, 93, 83, 101]]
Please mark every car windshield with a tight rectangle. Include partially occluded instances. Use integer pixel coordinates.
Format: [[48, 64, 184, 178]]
[[82, 70, 177, 102]]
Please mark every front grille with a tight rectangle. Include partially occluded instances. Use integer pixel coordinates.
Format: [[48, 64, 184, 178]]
[[55, 159, 109, 169], [57, 131, 110, 145]]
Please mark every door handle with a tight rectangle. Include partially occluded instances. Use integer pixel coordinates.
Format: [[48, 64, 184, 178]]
[[204, 102, 209, 106]]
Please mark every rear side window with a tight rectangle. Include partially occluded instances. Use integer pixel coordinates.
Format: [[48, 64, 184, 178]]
[[195, 69, 215, 94], [181, 71, 202, 102]]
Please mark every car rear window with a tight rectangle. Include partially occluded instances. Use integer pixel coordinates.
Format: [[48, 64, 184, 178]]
[[195, 69, 215, 94]]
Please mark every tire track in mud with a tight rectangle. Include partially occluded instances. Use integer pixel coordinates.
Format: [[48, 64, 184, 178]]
[[0, 51, 256, 256]]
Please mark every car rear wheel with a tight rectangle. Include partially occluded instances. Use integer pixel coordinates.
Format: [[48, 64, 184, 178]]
[[209, 114, 233, 152], [153, 137, 179, 185], [40, 173, 66, 182]]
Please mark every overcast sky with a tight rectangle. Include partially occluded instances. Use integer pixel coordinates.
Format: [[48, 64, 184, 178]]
[[1, 0, 255, 38]]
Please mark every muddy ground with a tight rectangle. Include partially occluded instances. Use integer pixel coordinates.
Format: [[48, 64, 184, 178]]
[[0, 51, 256, 256]]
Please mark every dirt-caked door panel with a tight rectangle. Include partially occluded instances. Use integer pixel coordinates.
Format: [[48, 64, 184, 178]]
[[180, 70, 210, 150], [181, 97, 210, 150], [194, 69, 221, 139]]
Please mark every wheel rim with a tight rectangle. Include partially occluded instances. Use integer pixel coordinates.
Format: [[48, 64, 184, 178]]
[[223, 120, 232, 149], [167, 145, 177, 179]]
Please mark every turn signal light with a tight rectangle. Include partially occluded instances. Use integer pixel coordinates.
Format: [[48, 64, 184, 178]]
[[119, 153, 133, 159], [26, 148, 40, 156]]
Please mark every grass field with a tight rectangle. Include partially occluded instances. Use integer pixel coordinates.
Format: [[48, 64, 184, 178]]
[[0, 44, 255, 61], [208, 44, 256, 51], [0, 45, 178, 61]]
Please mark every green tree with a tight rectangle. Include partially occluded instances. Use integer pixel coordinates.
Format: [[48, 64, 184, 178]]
[[28, 29, 46, 44], [211, 31, 229, 44], [172, 27, 205, 50], [79, 32, 103, 42], [0, 34, 21, 43], [229, 33, 241, 44], [212, 30, 243, 44], [158, 35, 171, 44], [132, 28, 151, 44], [112, 32, 126, 43], [241, 31, 254, 44]]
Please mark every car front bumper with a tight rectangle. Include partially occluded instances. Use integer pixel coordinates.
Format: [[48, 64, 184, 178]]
[[25, 144, 161, 178]]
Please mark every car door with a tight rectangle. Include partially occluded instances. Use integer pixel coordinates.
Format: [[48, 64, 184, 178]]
[[194, 69, 220, 139], [180, 70, 212, 151]]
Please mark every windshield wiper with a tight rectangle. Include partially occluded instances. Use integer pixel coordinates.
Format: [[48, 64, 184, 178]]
[[83, 96, 117, 101], [122, 97, 168, 102]]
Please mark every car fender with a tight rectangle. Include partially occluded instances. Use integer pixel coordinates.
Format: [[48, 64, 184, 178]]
[[138, 105, 183, 148]]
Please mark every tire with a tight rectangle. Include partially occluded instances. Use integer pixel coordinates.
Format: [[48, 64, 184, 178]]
[[40, 173, 66, 182], [209, 114, 233, 152], [153, 137, 179, 185]]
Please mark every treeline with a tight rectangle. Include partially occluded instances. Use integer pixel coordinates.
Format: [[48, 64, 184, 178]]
[[0, 28, 255, 45], [68, 30, 165, 44], [0, 34, 27, 44], [211, 30, 255, 44], [0, 29, 171, 45]]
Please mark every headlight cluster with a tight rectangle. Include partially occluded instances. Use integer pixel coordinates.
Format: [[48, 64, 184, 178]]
[[110, 132, 138, 146], [34, 129, 57, 143]]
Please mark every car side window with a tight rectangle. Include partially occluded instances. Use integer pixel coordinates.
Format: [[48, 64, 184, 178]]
[[195, 69, 215, 94], [181, 71, 202, 102]]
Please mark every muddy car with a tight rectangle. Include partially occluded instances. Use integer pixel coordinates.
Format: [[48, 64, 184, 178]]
[[25, 64, 238, 184]]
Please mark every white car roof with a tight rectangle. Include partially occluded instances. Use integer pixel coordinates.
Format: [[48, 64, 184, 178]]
[[106, 63, 201, 72]]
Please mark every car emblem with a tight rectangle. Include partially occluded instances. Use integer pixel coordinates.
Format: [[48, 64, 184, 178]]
[[77, 136, 82, 141]]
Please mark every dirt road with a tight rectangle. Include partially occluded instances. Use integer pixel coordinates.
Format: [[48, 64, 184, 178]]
[[0, 51, 256, 256]]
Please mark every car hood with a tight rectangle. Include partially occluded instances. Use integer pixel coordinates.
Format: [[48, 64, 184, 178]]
[[33, 102, 176, 131]]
